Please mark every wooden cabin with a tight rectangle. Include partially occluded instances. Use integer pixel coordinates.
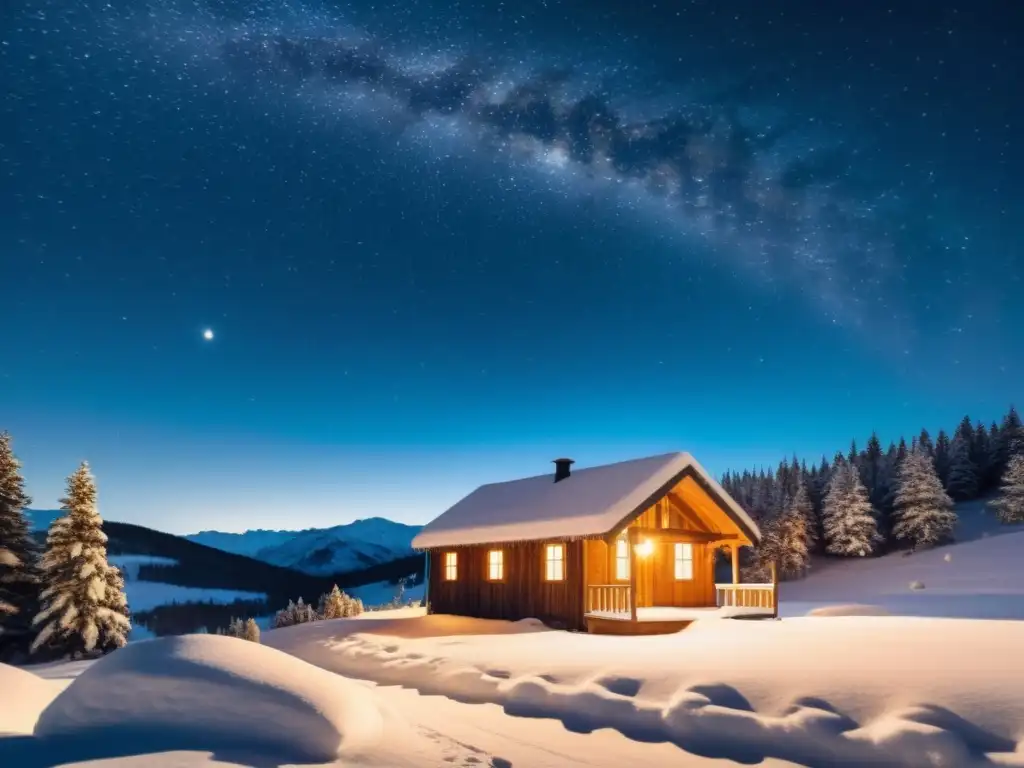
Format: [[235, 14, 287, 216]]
[[413, 452, 777, 635]]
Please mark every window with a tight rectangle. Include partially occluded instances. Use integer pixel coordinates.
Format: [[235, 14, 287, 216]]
[[544, 544, 565, 581], [660, 500, 671, 529], [615, 536, 630, 580], [444, 551, 458, 581], [674, 542, 693, 580], [487, 550, 504, 581]]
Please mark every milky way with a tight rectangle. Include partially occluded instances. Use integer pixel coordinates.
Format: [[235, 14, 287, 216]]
[[211, 28, 900, 332], [11, 0, 917, 339]]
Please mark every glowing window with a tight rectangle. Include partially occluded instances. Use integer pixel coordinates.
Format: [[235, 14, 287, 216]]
[[544, 544, 565, 581], [487, 550, 504, 580], [444, 552, 458, 581], [615, 537, 630, 580], [674, 543, 693, 580], [660, 501, 671, 529]]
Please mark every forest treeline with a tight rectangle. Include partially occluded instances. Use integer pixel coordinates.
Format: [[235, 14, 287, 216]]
[[720, 406, 1024, 580]]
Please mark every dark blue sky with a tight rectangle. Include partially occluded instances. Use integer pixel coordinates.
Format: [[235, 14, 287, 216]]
[[3, 0, 1021, 533]]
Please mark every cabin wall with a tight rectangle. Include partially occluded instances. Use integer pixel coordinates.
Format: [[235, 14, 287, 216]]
[[427, 540, 585, 632]]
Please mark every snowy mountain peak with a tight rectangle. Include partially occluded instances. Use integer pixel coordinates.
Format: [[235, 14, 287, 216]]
[[185, 517, 422, 575]]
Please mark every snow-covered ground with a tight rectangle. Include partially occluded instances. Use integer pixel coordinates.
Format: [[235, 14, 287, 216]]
[[264, 608, 1024, 766], [4, 605, 1023, 767], [781, 529, 1024, 619]]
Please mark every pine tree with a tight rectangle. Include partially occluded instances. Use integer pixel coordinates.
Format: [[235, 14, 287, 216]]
[[993, 406, 1023, 480], [990, 454, 1024, 524], [318, 584, 348, 620], [243, 618, 261, 643], [0, 432, 41, 658], [944, 435, 978, 501], [31, 463, 131, 657], [272, 600, 296, 629], [918, 428, 934, 457], [973, 423, 993, 490], [100, 565, 131, 652], [822, 463, 881, 557], [933, 430, 951, 485], [892, 450, 957, 550], [772, 484, 811, 578]]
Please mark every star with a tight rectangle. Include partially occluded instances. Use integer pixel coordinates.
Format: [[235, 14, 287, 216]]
[[203, 329, 214, 341]]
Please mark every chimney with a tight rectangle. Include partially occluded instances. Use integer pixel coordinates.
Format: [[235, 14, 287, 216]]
[[553, 458, 575, 483]]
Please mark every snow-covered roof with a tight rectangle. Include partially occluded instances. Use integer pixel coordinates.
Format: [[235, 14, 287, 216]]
[[412, 452, 760, 549]]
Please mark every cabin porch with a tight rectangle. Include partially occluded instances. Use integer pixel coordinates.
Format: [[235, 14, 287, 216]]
[[583, 531, 778, 635]]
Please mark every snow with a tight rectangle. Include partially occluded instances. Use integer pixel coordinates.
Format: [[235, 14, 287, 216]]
[[0, 663, 66, 735], [108, 554, 178, 581], [265, 608, 1024, 766], [411, 452, 760, 549], [33, 634, 389, 763], [120, 581, 267, 612], [780, 529, 1024, 619]]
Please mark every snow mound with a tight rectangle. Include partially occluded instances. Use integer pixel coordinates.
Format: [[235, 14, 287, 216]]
[[35, 634, 386, 761], [0, 663, 62, 735]]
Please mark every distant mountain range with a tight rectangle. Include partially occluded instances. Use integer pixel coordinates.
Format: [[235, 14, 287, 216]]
[[185, 517, 422, 575], [26, 510, 422, 577]]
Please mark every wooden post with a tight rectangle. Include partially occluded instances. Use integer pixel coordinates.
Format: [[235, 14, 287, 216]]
[[769, 560, 779, 619], [731, 543, 740, 585], [628, 530, 638, 623], [582, 537, 590, 614], [424, 551, 431, 615]]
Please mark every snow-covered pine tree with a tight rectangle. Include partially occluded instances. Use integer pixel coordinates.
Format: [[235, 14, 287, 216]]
[[273, 599, 296, 628], [990, 454, 1024, 524], [892, 449, 957, 550], [0, 432, 41, 659], [944, 434, 978, 501], [243, 618, 260, 643], [822, 463, 881, 557], [318, 585, 347, 620], [99, 564, 131, 652], [771, 485, 811, 578], [31, 462, 131, 658]]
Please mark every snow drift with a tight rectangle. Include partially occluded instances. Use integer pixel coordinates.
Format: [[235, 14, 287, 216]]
[[35, 634, 387, 762], [0, 664, 62, 735], [266, 609, 1024, 766]]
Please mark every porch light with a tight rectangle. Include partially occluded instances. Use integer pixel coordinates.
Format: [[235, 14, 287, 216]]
[[635, 539, 654, 557]]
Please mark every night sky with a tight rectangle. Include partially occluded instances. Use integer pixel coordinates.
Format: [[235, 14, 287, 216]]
[[3, 0, 1021, 533]]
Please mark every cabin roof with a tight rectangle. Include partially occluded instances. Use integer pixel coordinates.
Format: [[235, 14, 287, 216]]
[[411, 452, 760, 549]]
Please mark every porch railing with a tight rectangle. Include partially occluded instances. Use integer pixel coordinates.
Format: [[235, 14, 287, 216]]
[[715, 583, 776, 610], [586, 584, 632, 615]]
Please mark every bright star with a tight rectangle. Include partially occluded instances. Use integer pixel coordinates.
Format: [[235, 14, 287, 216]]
[[203, 329, 214, 341]]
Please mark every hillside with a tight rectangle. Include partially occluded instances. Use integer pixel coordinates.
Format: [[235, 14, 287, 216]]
[[26, 514, 424, 637], [780, 498, 1024, 619], [186, 517, 422, 575], [101, 521, 424, 600]]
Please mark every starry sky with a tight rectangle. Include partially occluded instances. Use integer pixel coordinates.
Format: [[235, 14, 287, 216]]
[[2, 0, 1021, 534]]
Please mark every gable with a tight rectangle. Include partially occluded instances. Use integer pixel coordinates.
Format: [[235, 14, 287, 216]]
[[411, 452, 760, 550]]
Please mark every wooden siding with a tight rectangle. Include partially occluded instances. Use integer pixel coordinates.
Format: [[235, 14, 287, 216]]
[[427, 540, 585, 631]]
